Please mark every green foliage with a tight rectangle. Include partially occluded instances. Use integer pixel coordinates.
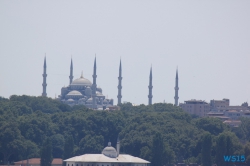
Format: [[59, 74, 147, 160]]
[[40, 138, 52, 166], [51, 134, 64, 158], [0, 96, 248, 165], [79, 135, 104, 154], [233, 117, 250, 141], [215, 132, 237, 166], [201, 133, 212, 166], [151, 133, 164, 166], [63, 135, 74, 159], [0, 122, 25, 164], [244, 142, 250, 165], [195, 117, 228, 135]]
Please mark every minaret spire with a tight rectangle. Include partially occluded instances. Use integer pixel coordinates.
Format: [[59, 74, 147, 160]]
[[116, 136, 120, 157], [42, 56, 47, 97], [92, 56, 97, 109], [117, 59, 122, 105], [69, 58, 74, 84], [174, 67, 179, 106], [148, 66, 153, 105]]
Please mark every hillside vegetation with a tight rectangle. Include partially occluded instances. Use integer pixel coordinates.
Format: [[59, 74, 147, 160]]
[[1, 95, 250, 166]]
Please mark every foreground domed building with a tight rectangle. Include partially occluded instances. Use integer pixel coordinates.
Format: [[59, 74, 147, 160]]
[[42, 57, 114, 109], [64, 138, 150, 166]]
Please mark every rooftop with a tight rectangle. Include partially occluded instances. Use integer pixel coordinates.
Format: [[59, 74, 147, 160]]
[[14, 158, 62, 165], [64, 154, 150, 164], [184, 99, 208, 104]]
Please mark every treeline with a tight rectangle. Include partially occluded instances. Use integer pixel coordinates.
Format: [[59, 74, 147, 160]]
[[1, 95, 250, 166]]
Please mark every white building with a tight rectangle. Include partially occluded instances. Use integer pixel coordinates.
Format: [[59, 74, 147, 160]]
[[64, 139, 150, 166]]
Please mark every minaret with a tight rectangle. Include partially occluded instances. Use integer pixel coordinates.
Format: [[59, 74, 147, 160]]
[[69, 58, 73, 84], [174, 68, 179, 106], [92, 57, 97, 109], [42, 57, 47, 97], [148, 66, 153, 105], [117, 59, 122, 105], [116, 136, 120, 157]]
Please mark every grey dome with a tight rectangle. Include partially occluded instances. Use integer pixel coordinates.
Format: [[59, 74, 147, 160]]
[[66, 90, 83, 96], [71, 74, 92, 86], [97, 87, 102, 93], [102, 142, 117, 158]]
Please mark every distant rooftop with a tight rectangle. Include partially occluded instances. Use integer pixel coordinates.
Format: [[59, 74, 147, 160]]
[[184, 99, 208, 104]]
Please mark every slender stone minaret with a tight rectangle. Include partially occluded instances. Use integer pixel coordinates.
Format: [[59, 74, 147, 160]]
[[148, 66, 153, 105], [116, 136, 120, 157], [117, 59, 122, 105], [42, 57, 47, 97], [69, 58, 74, 84], [92, 57, 97, 109], [174, 68, 179, 106]]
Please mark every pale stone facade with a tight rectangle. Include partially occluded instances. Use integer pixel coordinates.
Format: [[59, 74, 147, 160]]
[[179, 100, 210, 117]]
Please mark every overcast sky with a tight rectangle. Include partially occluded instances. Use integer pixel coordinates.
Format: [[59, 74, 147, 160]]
[[0, 1, 249, 106]]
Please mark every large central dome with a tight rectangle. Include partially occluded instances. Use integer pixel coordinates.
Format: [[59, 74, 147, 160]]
[[71, 73, 92, 86]]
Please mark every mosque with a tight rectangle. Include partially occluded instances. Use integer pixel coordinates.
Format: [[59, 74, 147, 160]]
[[64, 138, 150, 166], [41, 56, 179, 108], [42, 57, 115, 109]]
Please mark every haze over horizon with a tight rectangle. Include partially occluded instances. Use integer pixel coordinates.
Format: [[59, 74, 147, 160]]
[[0, 1, 249, 106]]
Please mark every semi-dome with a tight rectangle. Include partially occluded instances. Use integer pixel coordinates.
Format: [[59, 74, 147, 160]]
[[86, 97, 93, 103], [96, 91, 104, 96], [66, 90, 83, 96], [102, 142, 117, 158], [71, 73, 92, 86]]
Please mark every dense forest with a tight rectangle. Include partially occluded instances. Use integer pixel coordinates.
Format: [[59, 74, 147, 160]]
[[1, 95, 250, 166]]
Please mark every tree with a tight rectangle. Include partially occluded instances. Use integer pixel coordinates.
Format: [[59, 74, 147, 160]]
[[195, 117, 227, 135], [244, 142, 250, 165], [201, 133, 212, 166], [22, 140, 39, 159], [151, 132, 164, 166], [163, 143, 175, 165], [40, 138, 52, 166], [0, 122, 25, 164], [63, 136, 74, 159], [79, 135, 104, 154], [215, 133, 227, 166], [215, 132, 234, 166], [51, 134, 65, 158]]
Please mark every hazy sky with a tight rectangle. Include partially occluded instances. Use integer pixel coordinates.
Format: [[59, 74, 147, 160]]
[[0, 1, 249, 105]]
